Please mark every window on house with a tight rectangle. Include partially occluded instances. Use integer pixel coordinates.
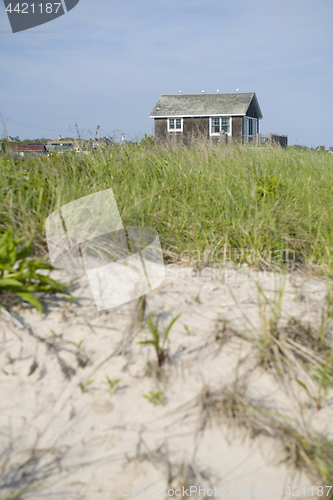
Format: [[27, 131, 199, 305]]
[[249, 119, 253, 135], [210, 117, 230, 135], [211, 118, 220, 134], [221, 117, 230, 134], [244, 117, 257, 136], [168, 118, 183, 132]]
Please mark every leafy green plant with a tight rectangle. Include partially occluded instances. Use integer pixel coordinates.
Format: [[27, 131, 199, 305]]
[[70, 339, 85, 351], [139, 313, 180, 366], [105, 376, 120, 392], [78, 380, 94, 393], [70, 339, 90, 368], [0, 230, 69, 314], [143, 390, 164, 404], [50, 329, 62, 339]]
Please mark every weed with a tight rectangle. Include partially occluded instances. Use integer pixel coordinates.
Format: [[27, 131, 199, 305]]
[[139, 313, 180, 366], [70, 339, 90, 368], [70, 339, 85, 351], [0, 229, 69, 314], [78, 380, 93, 393], [105, 376, 120, 392], [50, 329, 63, 340], [143, 390, 165, 404], [256, 175, 287, 199]]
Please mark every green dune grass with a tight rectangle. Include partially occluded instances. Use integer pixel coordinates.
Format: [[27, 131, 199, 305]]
[[1, 140, 333, 273]]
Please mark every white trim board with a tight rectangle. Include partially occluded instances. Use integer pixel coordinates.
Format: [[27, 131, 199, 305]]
[[150, 113, 249, 119]]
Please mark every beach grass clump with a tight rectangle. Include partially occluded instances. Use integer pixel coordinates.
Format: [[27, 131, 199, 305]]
[[185, 383, 333, 489], [231, 276, 333, 409]]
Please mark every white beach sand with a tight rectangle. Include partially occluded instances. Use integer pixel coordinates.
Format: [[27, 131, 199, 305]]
[[1, 264, 332, 499]]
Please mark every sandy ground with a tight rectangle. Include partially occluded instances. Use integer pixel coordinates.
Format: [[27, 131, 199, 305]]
[[1, 263, 333, 499]]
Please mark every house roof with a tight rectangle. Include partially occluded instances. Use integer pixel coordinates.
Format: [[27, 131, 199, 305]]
[[150, 92, 263, 119], [12, 144, 46, 151]]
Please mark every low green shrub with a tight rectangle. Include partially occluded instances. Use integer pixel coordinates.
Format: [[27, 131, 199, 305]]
[[0, 229, 69, 314]]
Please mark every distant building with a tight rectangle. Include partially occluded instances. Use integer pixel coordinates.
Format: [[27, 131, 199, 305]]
[[150, 92, 263, 144], [47, 140, 73, 146], [46, 139, 85, 151], [12, 144, 47, 156]]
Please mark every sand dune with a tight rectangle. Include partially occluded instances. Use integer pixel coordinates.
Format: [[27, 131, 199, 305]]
[[1, 264, 332, 499]]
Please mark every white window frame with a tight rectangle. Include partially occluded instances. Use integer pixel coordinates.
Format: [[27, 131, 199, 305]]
[[209, 116, 231, 136], [168, 117, 183, 132]]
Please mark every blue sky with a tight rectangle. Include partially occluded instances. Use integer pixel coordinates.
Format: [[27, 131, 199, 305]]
[[0, 0, 332, 147]]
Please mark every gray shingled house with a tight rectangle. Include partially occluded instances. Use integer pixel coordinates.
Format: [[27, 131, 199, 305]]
[[150, 92, 263, 144]]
